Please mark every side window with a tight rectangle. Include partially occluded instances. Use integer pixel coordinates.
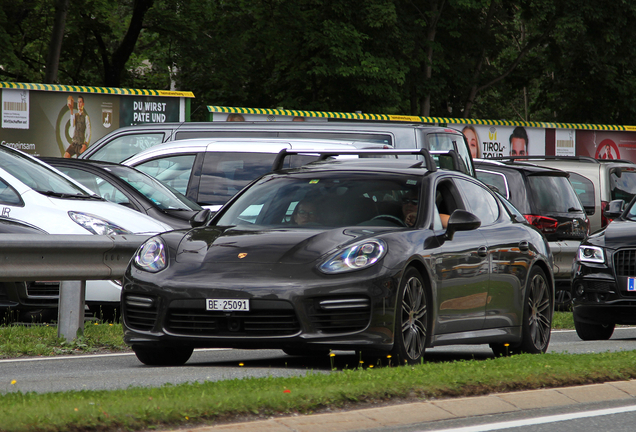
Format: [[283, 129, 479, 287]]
[[427, 133, 473, 176], [455, 178, 499, 226], [475, 169, 510, 199], [568, 172, 595, 215], [435, 179, 465, 229], [133, 154, 196, 196], [89, 133, 165, 163], [0, 178, 23, 206]]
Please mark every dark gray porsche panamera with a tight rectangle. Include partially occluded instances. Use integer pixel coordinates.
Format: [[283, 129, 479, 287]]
[[122, 149, 554, 366]]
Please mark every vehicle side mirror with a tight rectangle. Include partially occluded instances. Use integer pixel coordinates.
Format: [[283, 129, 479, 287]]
[[445, 209, 481, 241], [190, 209, 211, 228], [604, 199, 625, 220]]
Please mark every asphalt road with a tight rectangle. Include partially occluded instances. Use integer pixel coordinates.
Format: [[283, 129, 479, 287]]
[[1, 328, 636, 395]]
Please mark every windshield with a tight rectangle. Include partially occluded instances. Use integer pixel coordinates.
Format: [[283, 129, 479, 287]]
[[610, 168, 636, 203], [216, 173, 423, 228], [0, 147, 89, 195]]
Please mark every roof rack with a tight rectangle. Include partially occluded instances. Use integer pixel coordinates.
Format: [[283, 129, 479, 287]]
[[271, 148, 438, 172], [490, 155, 600, 163]]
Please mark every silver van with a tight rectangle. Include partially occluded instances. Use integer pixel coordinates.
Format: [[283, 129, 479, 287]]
[[79, 121, 475, 176]]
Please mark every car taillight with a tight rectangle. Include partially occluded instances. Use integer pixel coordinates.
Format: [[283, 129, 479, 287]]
[[601, 201, 610, 227], [524, 215, 558, 234]]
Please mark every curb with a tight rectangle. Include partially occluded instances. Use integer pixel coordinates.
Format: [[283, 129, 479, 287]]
[[173, 380, 636, 431]]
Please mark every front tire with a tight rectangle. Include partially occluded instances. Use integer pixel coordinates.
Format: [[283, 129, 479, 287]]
[[574, 320, 615, 341], [389, 267, 428, 365], [132, 345, 194, 366], [491, 266, 552, 356]]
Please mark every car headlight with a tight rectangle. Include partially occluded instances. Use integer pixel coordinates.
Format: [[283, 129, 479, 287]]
[[134, 237, 167, 273], [577, 245, 605, 263], [320, 239, 387, 274], [69, 211, 131, 235]]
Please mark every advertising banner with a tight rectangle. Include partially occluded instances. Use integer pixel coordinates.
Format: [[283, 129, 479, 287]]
[[0, 83, 193, 157], [575, 130, 636, 162], [455, 124, 546, 159]]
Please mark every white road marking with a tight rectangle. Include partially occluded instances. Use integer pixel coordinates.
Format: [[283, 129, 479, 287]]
[[426, 404, 636, 431]]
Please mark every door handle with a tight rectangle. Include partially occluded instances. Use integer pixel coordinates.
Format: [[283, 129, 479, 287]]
[[519, 240, 529, 252], [478, 246, 488, 257]]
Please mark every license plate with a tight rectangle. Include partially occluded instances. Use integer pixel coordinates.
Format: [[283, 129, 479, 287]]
[[206, 299, 250, 311], [628, 278, 636, 292]]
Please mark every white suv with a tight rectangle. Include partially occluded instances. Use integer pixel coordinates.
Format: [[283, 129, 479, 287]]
[[123, 138, 393, 211]]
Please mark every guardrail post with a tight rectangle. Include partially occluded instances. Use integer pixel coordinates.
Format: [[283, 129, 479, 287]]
[[57, 280, 86, 342]]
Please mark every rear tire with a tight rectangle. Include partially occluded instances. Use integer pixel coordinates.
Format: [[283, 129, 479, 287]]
[[574, 320, 615, 341], [389, 267, 428, 365], [132, 345, 194, 366]]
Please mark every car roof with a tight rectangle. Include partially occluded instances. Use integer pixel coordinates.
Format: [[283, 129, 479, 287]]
[[474, 158, 570, 176], [102, 121, 457, 133], [122, 138, 390, 163]]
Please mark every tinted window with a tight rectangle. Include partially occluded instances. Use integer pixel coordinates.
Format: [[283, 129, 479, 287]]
[[475, 170, 509, 198], [528, 175, 582, 213], [610, 168, 636, 202], [0, 178, 23, 206], [568, 172, 595, 209], [133, 154, 197, 196], [89, 133, 165, 163], [217, 173, 422, 228], [455, 179, 498, 226]]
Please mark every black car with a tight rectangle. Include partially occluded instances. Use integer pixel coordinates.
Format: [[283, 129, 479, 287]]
[[572, 198, 636, 340], [121, 149, 554, 366], [41, 157, 205, 229], [474, 159, 588, 310]]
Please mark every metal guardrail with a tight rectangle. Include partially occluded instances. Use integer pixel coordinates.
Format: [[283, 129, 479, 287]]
[[0, 234, 150, 341]]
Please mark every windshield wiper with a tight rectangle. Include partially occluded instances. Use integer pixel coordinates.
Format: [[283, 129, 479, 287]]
[[37, 190, 105, 200], [568, 207, 582, 212]]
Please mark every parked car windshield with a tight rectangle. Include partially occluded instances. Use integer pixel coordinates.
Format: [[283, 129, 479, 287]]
[[216, 173, 423, 228], [610, 167, 636, 203], [0, 147, 89, 195]]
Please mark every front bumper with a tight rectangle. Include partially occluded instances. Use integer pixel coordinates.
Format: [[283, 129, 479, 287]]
[[571, 252, 636, 326], [121, 267, 401, 352]]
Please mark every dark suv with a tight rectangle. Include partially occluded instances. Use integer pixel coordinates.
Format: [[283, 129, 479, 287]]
[[475, 159, 588, 310], [572, 197, 636, 340]]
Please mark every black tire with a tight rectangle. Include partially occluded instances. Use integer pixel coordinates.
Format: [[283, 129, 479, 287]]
[[389, 267, 428, 365], [132, 345, 194, 366], [491, 266, 552, 356], [519, 266, 552, 353], [574, 319, 615, 341], [554, 285, 573, 312]]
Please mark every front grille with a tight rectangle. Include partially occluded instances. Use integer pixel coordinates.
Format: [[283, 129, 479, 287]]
[[306, 296, 371, 334], [26, 281, 60, 298], [123, 294, 159, 331], [586, 280, 615, 293], [614, 250, 636, 276], [166, 299, 300, 336]]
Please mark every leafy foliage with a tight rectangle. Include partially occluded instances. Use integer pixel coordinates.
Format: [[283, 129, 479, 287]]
[[1, 0, 636, 123]]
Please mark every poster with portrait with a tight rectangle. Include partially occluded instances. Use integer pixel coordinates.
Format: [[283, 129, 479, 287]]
[[456, 124, 546, 159]]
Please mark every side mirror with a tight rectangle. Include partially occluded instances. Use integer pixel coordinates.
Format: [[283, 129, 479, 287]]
[[604, 199, 625, 220], [190, 209, 211, 228], [445, 209, 481, 240]]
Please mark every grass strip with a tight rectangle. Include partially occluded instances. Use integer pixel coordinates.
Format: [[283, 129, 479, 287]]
[[1, 350, 636, 432]]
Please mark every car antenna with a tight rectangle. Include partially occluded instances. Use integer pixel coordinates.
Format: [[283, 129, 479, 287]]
[[165, 104, 204, 141]]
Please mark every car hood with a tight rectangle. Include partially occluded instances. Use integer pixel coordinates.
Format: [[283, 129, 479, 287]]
[[174, 226, 383, 265], [589, 219, 636, 249]]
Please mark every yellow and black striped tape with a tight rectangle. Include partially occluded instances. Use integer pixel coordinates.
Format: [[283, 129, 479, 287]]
[[1, 82, 195, 98], [207, 105, 636, 131]]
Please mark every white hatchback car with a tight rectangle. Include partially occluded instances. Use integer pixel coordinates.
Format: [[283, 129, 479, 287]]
[[0, 144, 173, 320], [123, 138, 391, 211]]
